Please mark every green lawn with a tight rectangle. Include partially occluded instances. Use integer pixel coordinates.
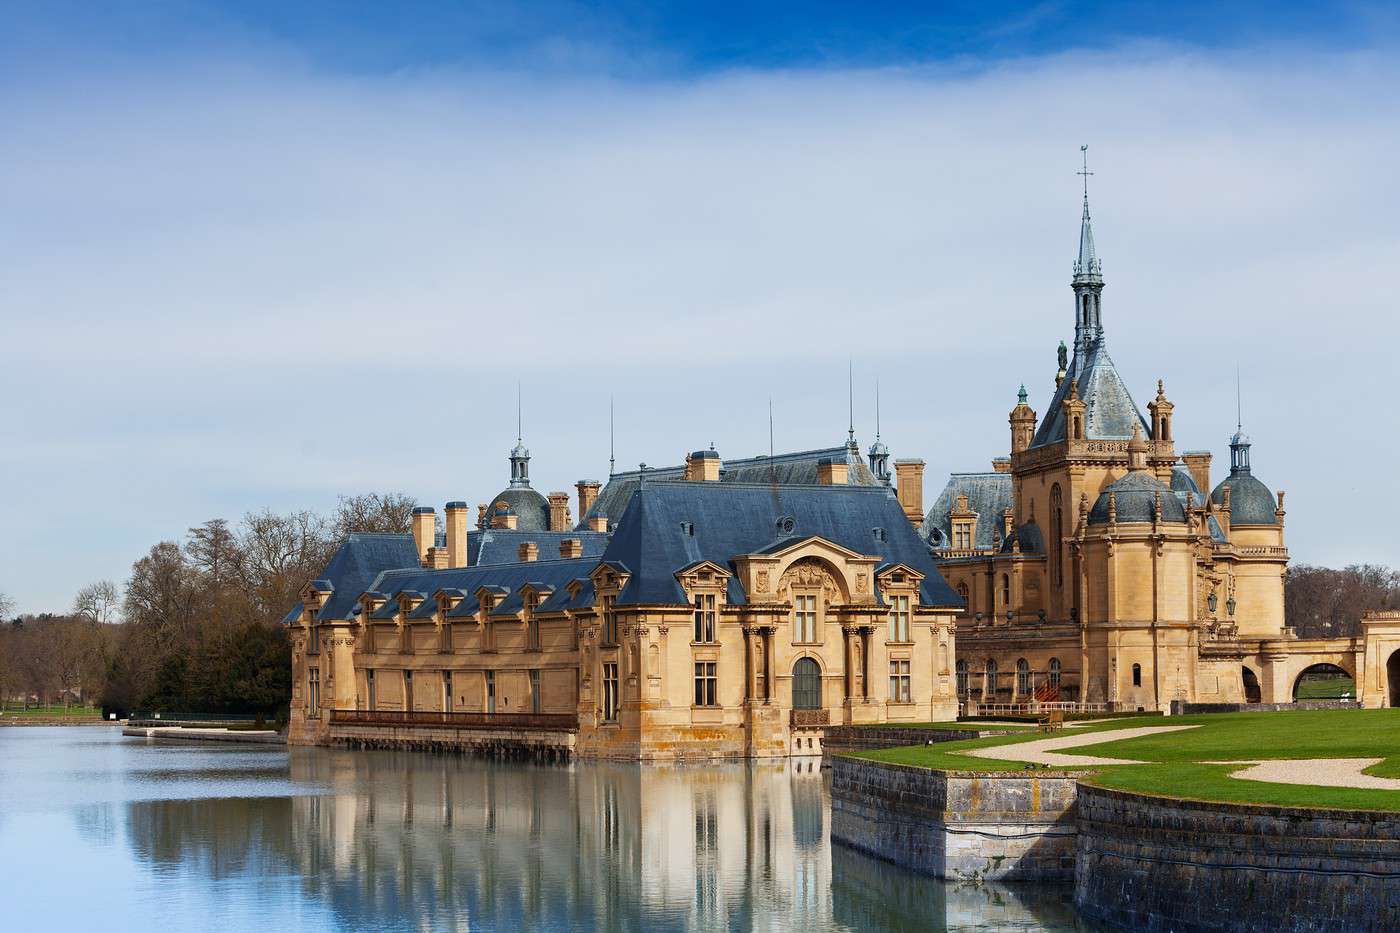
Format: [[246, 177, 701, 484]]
[[0, 704, 102, 719], [854, 709, 1400, 811]]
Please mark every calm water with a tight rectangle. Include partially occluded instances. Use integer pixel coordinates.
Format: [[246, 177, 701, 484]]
[[0, 728, 1092, 931]]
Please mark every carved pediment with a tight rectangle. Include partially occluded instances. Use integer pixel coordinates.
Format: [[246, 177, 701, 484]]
[[779, 558, 842, 602]]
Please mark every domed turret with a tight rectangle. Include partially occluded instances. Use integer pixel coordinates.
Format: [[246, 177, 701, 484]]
[[1210, 429, 1277, 525], [1088, 424, 1187, 525]]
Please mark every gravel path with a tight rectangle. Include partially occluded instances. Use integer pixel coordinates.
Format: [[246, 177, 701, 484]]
[[959, 725, 1199, 767], [1214, 758, 1400, 790]]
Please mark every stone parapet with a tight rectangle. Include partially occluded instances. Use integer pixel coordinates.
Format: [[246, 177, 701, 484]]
[[1075, 784, 1400, 932], [1170, 700, 1362, 715], [829, 757, 1079, 882], [821, 726, 1019, 756], [330, 723, 575, 762]]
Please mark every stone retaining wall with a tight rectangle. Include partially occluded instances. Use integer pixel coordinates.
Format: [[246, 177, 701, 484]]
[[1075, 784, 1400, 932], [330, 723, 576, 762], [821, 726, 1016, 756], [1170, 700, 1361, 714], [829, 756, 1079, 882]]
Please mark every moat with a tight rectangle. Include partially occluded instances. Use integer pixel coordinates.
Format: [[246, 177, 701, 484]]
[[0, 728, 1101, 931]]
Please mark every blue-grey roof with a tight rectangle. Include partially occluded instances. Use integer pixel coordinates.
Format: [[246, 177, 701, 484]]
[[289, 534, 422, 624], [599, 480, 962, 609], [1212, 473, 1278, 525], [487, 487, 551, 531], [466, 529, 611, 565], [1088, 471, 1187, 525], [1031, 341, 1149, 448], [921, 472, 1013, 550], [580, 444, 887, 529], [1000, 520, 1044, 555], [360, 558, 600, 621]]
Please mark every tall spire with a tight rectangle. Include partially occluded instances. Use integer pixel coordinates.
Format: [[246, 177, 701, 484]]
[[1230, 367, 1252, 475], [609, 394, 616, 477], [1072, 144, 1105, 354]]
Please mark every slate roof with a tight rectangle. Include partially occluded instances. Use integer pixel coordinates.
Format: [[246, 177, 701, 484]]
[[580, 444, 886, 529], [599, 480, 962, 609], [362, 558, 600, 621], [486, 487, 551, 531], [1212, 472, 1278, 525], [283, 533, 422, 625], [1031, 341, 1150, 448], [1088, 471, 1187, 525], [466, 529, 611, 566], [920, 472, 1014, 551]]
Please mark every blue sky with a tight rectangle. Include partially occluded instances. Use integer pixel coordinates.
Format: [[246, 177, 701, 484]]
[[2, 1, 1399, 614]]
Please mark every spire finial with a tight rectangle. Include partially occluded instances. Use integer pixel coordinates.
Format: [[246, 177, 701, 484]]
[[1078, 144, 1093, 205], [847, 359, 856, 448], [1236, 365, 1242, 433], [875, 378, 881, 441], [768, 397, 776, 485], [516, 381, 522, 444], [1017, 384, 1028, 405], [609, 394, 615, 477]]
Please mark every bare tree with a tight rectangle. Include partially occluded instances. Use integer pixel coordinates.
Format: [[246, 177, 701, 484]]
[[1287, 564, 1400, 638], [333, 492, 419, 537], [0, 591, 13, 621], [73, 581, 120, 625]]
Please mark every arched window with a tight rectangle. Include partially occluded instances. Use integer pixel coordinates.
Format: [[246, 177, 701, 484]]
[[1048, 657, 1062, 688], [1049, 484, 1063, 589], [956, 659, 969, 696], [985, 658, 998, 697], [1016, 658, 1030, 696], [1132, 663, 1142, 687], [792, 658, 822, 710]]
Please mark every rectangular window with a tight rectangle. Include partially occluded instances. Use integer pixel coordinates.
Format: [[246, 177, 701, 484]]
[[530, 669, 541, 714], [602, 662, 619, 722], [601, 595, 618, 645], [793, 594, 817, 643], [486, 670, 496, 714], [366, 669, 376, 711], [887, 595, 911, 643], [889, 660, 911, 703], [693, 593, 717, 643], [403, 670, 414, 712], [693, 661, 717, 707], [307, 667, 321, 718], [443, 671, 453, 711]]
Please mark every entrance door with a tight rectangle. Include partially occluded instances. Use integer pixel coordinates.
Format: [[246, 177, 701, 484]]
[[792, 658, 821, 710]]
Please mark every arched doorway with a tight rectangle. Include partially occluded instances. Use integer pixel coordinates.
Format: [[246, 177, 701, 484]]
[[792, 658, 822, 710], [1293, 663, 1356, 702], [1241, 666, 1261, 703], [1389, 652, 1400, 708]]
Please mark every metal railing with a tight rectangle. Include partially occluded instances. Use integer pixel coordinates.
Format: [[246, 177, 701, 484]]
[[330, 709, 578, 732], [969, 701, 1108, 715]]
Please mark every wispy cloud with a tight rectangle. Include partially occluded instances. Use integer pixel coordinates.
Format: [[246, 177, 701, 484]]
[[1, 36, 1397, 612]]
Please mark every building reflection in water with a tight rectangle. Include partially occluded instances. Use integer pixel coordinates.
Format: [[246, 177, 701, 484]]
[[120, 749, 1087, 931]]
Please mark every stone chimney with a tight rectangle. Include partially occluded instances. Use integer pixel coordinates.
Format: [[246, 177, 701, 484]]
[[894, 459, 925, 526], [491, 505, 518, 531], [560, 538, 583, 559], [816, 457, 848, 485], [428, 546, 449, 569], [1182, 451, 1212, 497], [518, 541, 539, 562], [576, 480, 600, 522], [991, 457, 1012, 474], [445, 501, 469, 568], [689, 448, 721, 481], [411, 507, 435, 565], [587, 514, 608, 532], [547, 492, 571, 532]]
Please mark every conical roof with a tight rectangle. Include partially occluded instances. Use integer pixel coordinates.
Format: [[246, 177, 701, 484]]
[[1031, 341, 1148, 447]]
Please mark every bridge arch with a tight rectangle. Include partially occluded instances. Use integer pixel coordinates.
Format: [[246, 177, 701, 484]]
[[1292, 663, 1356, 702]]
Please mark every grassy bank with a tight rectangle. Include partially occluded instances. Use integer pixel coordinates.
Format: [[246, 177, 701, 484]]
[[854, 709, 1400, 810]]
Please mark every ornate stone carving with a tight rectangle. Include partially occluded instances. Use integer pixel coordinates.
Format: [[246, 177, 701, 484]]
[[855, 572, 868, 594], [756, 570, 770, 592], [779, 559, 841, 602]]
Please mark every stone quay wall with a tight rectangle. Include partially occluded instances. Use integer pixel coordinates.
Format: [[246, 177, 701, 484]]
[[1170, 700, 1361, 714], [821, 726, 1017, 756], [829, 756, 1079, 882], [329, 723, 576, 762], [1075, 784, 1400, 932]]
